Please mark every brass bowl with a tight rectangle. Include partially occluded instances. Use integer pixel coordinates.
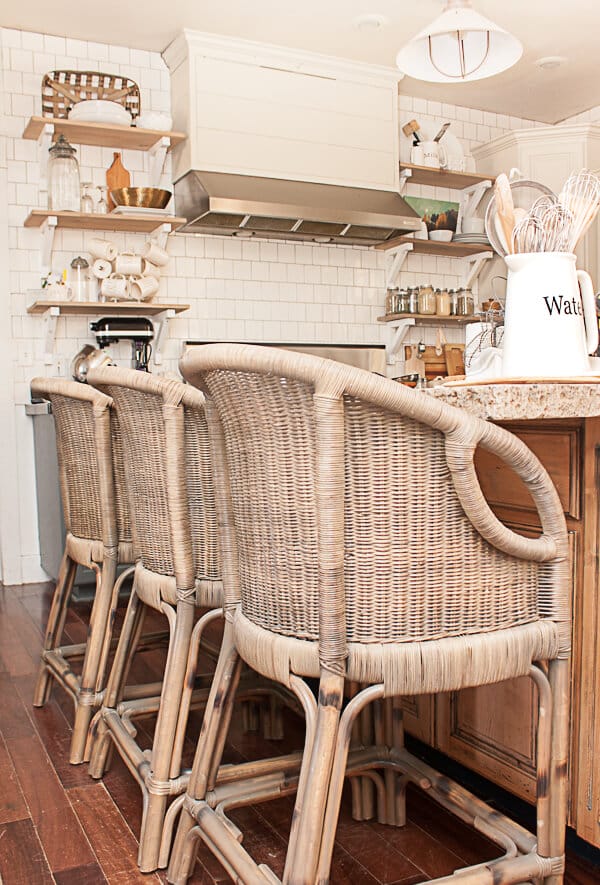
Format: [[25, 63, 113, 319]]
[[110, 187, 172, 210]]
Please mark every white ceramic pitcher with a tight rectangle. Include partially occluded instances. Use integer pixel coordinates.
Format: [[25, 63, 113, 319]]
[[501, 252, 599, 378]]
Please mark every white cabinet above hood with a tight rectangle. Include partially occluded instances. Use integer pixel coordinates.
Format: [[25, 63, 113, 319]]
[[163, 31, 420, 244]]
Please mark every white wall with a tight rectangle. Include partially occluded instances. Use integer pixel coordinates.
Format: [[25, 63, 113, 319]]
[[0, 25, 545, 584]]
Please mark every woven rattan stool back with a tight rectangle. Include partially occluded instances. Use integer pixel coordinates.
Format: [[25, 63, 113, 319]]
[[181, 344, 570, 658], [88, 367, 220, 589]]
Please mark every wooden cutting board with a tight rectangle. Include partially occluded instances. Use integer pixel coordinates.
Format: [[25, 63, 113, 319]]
[[443, 344, 465, 377], [106, 152, 130, 211], [404, 345, 446, 379]]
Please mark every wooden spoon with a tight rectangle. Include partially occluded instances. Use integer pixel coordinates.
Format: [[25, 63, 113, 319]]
[[494, 173, 516, 254]]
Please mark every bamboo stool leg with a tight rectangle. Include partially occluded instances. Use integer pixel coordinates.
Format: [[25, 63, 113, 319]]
[[284, 670, 345, 885], [358, 689, 376, 820], [545, 657, 570, 885], [138, 599, 196, 872], [33, 550, 77, 706], [316, 684, 384, 884], [167, 624, 242, 885], [70, 554, 118, 763], [88, 588, 146, 778]]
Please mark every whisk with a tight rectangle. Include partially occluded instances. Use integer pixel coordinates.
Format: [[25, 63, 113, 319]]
[[558, 170, 600, 252], [511, 213, 544, 253], [527, 196, 573, 252]]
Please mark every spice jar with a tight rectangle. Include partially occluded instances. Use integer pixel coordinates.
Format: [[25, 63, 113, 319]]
[[48, 134, 80, 212], [456, 287, 475, 316], [435, 287, 451, 317], [418, 284, 436, 315]]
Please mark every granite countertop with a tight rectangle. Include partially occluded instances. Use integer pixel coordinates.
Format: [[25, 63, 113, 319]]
[[428, 382, 600, 421]]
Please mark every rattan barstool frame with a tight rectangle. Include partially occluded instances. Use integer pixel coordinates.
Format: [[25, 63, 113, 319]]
[[167, 343, 571, 885], [30, 377, 135, 764]]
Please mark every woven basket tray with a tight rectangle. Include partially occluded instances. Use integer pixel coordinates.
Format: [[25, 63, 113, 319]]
[[42, 70, 141, 120]]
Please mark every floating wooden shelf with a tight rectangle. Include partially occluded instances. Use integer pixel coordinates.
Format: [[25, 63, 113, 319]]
[[27, 300, 189, 316], [23, 116, 186, 151], [376, 235, 493, 256], [24, 209, 186, 234], [377, 313, 479, 325], [399, 163, 495, 190]]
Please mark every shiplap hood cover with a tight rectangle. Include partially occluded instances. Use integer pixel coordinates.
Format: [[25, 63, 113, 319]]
[[166, 31, 420, 244]]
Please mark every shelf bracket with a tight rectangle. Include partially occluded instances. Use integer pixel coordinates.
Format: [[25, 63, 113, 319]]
[[462, 250, 493, 289], [456, 180, 492, 234], [385, 318, 416, 365], [37, 122, 55, 194], [385, 241, 413, 289], [149, 136, 171, 187], [398, 168, 413, 195], [152, 308, 175, 365], [42, 306, 60, 365], [153, 222, 173, 251], [41, 215, 58, 275]]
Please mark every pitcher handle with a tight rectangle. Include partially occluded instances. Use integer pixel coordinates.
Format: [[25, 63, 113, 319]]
[[577, 269, 599, 355]]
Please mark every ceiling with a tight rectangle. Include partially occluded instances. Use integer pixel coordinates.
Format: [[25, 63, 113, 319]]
[[2, 0, 600, 124]]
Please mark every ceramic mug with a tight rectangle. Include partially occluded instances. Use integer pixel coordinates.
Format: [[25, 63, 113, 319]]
[[101, 273, 129, 300], [115, 251, 143, 276], [92, 258, 112, 279], [129, 274, 160, 302], [88, 237, 117, 262], [141, 240, 169, 267], [143, 259, 161, 279], [421, 141, 448, 169]]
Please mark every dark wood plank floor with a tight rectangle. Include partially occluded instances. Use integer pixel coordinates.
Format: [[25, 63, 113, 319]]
[[0, 581, 598, 884]]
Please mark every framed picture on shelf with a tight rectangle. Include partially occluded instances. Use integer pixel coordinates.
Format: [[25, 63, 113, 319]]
[[404, 196, 459, 233]]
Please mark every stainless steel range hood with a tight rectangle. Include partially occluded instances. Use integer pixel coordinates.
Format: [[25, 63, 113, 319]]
[[174, 171, 421, 245]]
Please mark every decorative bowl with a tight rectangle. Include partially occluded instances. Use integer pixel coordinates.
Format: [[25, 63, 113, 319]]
[[69, 100, 132, 126], [429, 229, 453, 243], [110, 187, 172, 210]]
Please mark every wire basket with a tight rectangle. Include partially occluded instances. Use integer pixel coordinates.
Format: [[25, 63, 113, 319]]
[[42, 70, 141, 120]]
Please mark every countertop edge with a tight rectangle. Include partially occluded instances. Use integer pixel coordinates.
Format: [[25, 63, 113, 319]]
[[429, 382, 600, 421]]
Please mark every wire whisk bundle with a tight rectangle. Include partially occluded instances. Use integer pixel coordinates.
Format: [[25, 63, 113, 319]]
[[486, 169, 600, 256]]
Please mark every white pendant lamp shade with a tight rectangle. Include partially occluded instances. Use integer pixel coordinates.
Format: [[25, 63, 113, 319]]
[[396, 0, 523, 83]]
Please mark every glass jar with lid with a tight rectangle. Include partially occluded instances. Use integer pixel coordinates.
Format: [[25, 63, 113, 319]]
[[456, 287, 475, 316], [407, 286, 420, 314], [418, 284, 436, 315], [47, 134, 80, 212], [397, 288, 410, 314], [435, 287, 451, 317], [448, 288, 458, 316], [385, 287, 399, 315]]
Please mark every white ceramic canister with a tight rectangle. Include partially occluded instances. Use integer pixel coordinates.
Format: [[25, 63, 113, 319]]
[[141, 240, 169, 267], [129, 274, 159, 302], [88, 237, 117, 262], [101, 273, 130, 300], [501, 252, 599, 378]]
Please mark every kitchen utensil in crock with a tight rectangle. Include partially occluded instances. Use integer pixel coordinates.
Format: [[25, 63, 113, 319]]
[[433, 122, 451, 142], [558, 170, 600, 252], [493, 174, 516, 254], [484, 178, 556, 257]]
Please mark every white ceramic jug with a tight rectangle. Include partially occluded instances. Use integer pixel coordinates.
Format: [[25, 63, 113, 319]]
[[501, 252, 599, 378]]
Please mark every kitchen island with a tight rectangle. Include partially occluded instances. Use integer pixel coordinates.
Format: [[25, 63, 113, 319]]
[[420, 381, 600, 851]]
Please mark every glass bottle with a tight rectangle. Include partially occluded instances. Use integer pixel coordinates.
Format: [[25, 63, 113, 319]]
[[435, 287, 451, 317], [47, 134, 80, 212], [418, 284, 436, 315], [80, 182, 95, 213], [448, 288, 458, 316]]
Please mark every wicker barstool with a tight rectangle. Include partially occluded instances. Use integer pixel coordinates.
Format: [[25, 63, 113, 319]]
[[85, 366, 225, 872], [30, 377, 134, 764], [168, 343, 571, 885]]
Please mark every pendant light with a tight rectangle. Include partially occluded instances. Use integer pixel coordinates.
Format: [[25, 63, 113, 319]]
[[396, 0, 523, 83]]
